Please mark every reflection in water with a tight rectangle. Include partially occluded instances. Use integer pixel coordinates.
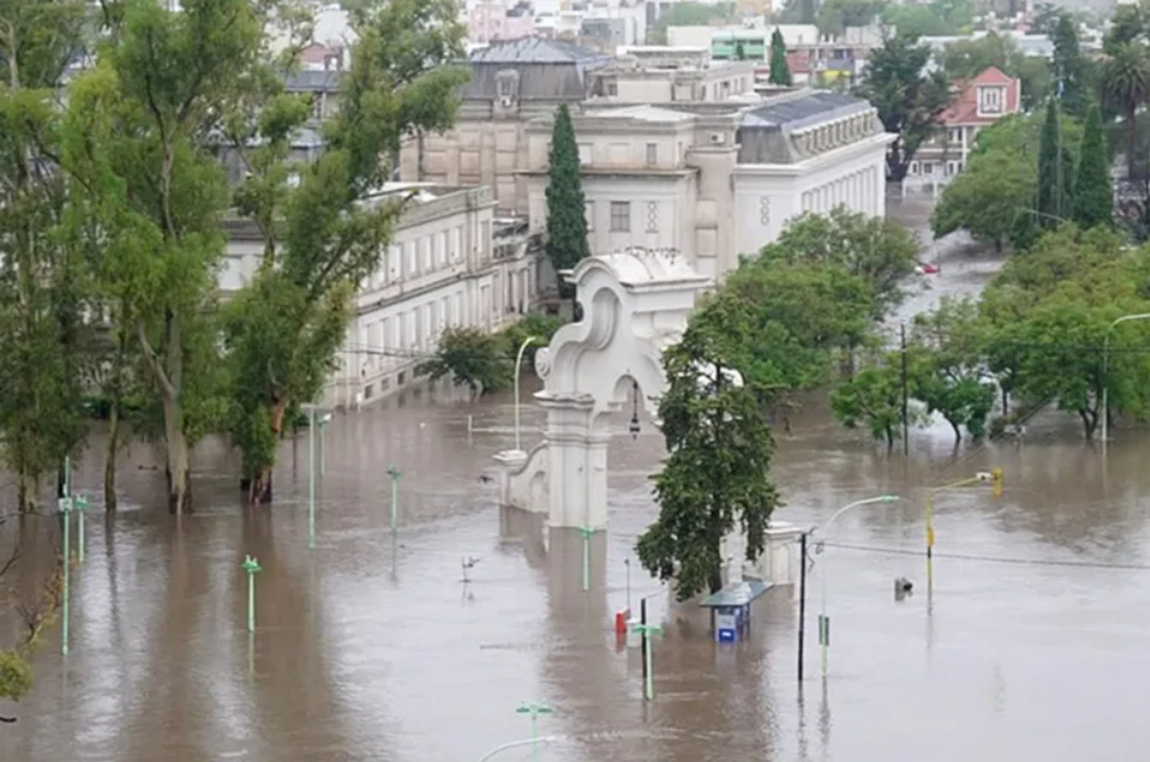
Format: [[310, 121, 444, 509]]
[[7, 207, 1150, 759], [5, 386, 1150, 762]]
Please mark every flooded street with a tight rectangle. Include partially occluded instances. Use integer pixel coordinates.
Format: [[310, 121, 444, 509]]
[[7, 200, 1150, 762]]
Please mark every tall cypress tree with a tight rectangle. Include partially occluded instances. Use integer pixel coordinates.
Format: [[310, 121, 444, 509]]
[[768, 28, 792, 86], [544, 104, 590, 298], [1072, 103, 1114, 229], [1036, 96, 1075, 229], [1052, 13, 1089, 117]]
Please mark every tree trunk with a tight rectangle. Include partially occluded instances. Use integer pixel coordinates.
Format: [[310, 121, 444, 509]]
[[1001, 388, 1009, 416], [1081, 408, 1098, 442], [104, 401, 119, 512], [709, 568, 724, 595], [1126, 105, 1138, 183], [16, 467, 37, 514], [162, 395, 192, 514], [242, 399, 287, 506], [948, 419, 963, 445]]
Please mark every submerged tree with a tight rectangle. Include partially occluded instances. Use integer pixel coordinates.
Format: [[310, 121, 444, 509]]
[[0, 0, 90, 512], [856, 34, 950, 183], [637, 303, 782, 601], [60, 0, 264, 513], [223, 0, 468, 503]]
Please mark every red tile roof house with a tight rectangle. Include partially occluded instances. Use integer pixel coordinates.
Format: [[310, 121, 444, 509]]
[[903, 66, 1021, 196]]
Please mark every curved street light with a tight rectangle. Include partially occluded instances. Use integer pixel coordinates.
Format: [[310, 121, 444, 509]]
[[924, 470, 1002, 598], [811, 494, 900, 678], [476, 735, 560, 762], [513, 335, 540, 452]]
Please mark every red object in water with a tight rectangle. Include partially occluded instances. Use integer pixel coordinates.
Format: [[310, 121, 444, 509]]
[[919, 262, 940, 274], [615, 608, 631, 635]]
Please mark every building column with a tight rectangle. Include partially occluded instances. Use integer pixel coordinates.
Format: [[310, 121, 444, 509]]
[[539, 393, 611, 529]]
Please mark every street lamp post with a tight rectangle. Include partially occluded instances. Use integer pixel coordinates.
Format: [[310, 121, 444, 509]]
[[242, 555, 262, 633], [924, 470, 1002, 597], [476, 736, 560, 762], [513, 336, 539, 452], [577, 525, 594, 591], [813, 495, 900, 678], [59, 494, 73, 656], [630, 619, 664, 700], [317, 413, 331, 476], [1102, 314, 1150, 451], [302, 404, 323, 549], [515, 701, 553, 762], [74, 493, 89, 564]]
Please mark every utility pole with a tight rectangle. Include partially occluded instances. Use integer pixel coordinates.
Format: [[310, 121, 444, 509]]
[[797, 531, 808, 682], [900, 323, 909, 455]]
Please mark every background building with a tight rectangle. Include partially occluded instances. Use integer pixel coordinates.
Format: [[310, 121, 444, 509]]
[[222, 183, 535, 408]]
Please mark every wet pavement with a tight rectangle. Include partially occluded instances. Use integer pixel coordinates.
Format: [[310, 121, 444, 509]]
[[6, 200, 1150, 762]]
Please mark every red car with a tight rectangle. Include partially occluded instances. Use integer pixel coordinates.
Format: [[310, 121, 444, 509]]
[[916, 262, 940, 275]]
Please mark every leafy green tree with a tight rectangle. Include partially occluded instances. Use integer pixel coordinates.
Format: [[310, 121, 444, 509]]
[[715, 261, 873, 403], [908, 298, 994, 443], [1036, 96, 1075, 230], [417, 326, 513, 396], [1099, 42, 1150, 182], [499, 313, 566, 365], [544, 104, 590, 299], [830, 356, 907, 450], [856, 34, 951, 183], [222, 0, 468, 504], [881, 5, 957, 37], [647, 2, 734, 44], [1072, 103, 1114, 230], [757, 207, 919, 319], [816, 0, 886, 35], [931, 148, 1033, 251], [768, 28, 792, 86], [1, 537, 62, 719], [1104, 3, 1147, 54], [0, 0, 90, 512], [60, 0, 264, 513], [636, 306, 781, 601], [1052, 12, 1090, 117]]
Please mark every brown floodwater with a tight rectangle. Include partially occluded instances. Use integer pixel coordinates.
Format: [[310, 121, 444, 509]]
[[6, 201, 1150, 762]]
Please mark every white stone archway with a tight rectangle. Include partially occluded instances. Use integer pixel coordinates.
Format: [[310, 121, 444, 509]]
[[494, 247, 711, 530]]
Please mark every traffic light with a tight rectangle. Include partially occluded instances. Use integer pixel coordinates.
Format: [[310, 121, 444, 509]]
[[991, 467, 1003, 497]]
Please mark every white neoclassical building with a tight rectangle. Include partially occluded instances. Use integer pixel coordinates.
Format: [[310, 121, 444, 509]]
[[222, 182, 537, 409], [520, 89, 894, 281]]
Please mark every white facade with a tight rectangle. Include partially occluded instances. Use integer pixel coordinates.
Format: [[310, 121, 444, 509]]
[[732, 133, 889, 255], [222, 183, 536, 410], [521, 91, 893, 282]]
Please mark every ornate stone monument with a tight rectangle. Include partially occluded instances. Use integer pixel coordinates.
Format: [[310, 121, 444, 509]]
[[494, 247, 710, 530]]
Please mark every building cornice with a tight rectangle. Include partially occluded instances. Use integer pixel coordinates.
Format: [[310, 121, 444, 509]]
[[734, 132, 894, 177]]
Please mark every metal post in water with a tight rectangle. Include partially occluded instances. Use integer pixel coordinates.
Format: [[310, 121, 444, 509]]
[[319, 416, 327, 476], [577, 525, 594, 592], [74, 493, 89, 564], [242, 555, 262, 633], [515, 701, 553, 762], [64, 455, 71, 497], [625, 558, 631, 611], [798, 532, 808, 682], [630, 620, 663, 700], [308, 405, 317, 549], [388, 463, 401, 570], [640, 597, 648, 685], [59, 495, 73, 656]]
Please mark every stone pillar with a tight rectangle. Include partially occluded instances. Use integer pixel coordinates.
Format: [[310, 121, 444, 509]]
[[538, 392, 611, 529]]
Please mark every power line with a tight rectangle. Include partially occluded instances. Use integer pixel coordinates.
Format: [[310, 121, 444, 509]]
[[822, 540, 1150, 571]]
